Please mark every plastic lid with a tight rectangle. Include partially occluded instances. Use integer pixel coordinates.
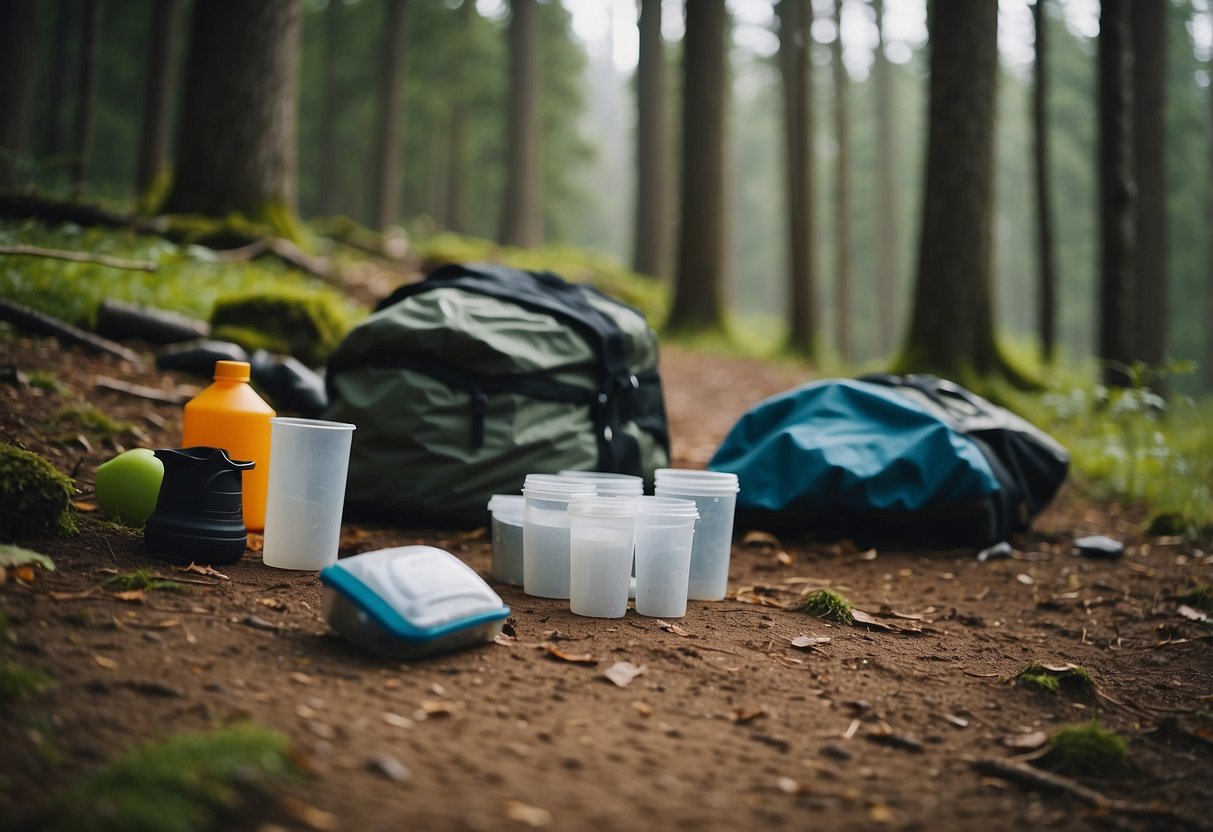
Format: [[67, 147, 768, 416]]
[[213, 360, 251, 382], [487, 494, 525, 514], [567, 494, 638, 517], [654, 468, 740, 495], [635, 495, 699, 518], [557, 470, 644, 496], [522, 474, 597, 501]]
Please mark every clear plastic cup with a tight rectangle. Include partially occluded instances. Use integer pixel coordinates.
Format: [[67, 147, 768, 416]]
[[568, 495, 637, 618], [557, 470, 644, 497], [487, 494, 525, 585], [633, 497, 699, 618], [522, 474, 596, 598], [653, 469, 740, 601], [262, 417, 356, 570]]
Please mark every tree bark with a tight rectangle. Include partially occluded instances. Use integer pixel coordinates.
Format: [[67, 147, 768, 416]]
[[667, 0, 728, 332], [1131, 0, 1166, 383], [898, 0, 1011, 384], [371, 0, 410, 229], [40, 0, 73, 162], [777, 0, 817, 356], [1096, 0, 1135, 388], [872, 0, 898, 358], [318, 0, 341, 216], [0, 0, 39, 192], [71, 0, 101, 202], [135, 0, 180, 201], [831, 0, 851, 363], [1207, 50, 1213, 393], [1031, 0, 1058, 365], [444, 0, 474, 233], [632, 0, 670, 280], [161, 0, 304, 238], [499, 0, 543, 247]]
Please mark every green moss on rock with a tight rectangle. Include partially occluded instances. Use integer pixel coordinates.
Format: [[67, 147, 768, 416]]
[[1040, 721, 1129, 777], [1015, 662, 1095, 696], [0, 444, 76, 540], [210, 289, 351, 367]]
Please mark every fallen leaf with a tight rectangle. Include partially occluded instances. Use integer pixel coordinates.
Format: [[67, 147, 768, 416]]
[[368, 753, 411, 783], [245, 532, 264, 553], [382, 712, 415, 730], [775, 776, 803, 794], [0, 544, 55, 572], [281, 797, 340, 832], [93, 653, 119, 670], [730, 707, 768, 724], [71, 499, 99, 512], [790, 635, 831, 649], [419, 699, 463, 717], [942, 714, 969, 729], [632, 701, 654, 716], [178, 562, 229, 580], [857, 548, 878, 561], [15, 566, 36, 583], [1002, 730, 1049, 750], [152, 617, 180, 628], [257, 597, 287, 611], [493, 632, 517, 646], [1016, 573, 1035, 585], [656, 620, 690, 637], [868, 804, 894, 824], [111, 589, 145, 603], [742, 530, 782, 549], [50, 589, 96, 602], [504, 800, 553, 828], [290, 671, 317, 686], [1178, 605, 1209, 623], [543, 644, 596, 664], [604, 661, 645, 688], [850, 609, 898, 632]]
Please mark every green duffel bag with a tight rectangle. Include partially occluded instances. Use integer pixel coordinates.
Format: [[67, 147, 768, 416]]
[[323, 263, 671, 526]]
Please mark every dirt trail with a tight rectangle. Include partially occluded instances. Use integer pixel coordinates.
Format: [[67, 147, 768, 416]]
[[2, 332, 1212, 832]]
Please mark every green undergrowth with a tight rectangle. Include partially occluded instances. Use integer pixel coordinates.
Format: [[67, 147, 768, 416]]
[[1039, 721, 1130, 777], [42, 722, 297, 832], [50, 404, 137, 445], [797, 589, 854, 624], [1015, 662, 1096, 696], [0, 660, 51, 702], [103, 568, 187, 595]]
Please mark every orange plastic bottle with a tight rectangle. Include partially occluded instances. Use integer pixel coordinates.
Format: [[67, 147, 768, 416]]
[[181, 360, 275, 531]]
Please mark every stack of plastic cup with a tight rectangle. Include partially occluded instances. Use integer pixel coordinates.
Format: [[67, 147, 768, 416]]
[[557, 470, 644, 497], [633, 496, 699, 618], [653, 469, 740, 601], [487, 494, 526, 585], [522, 474, 596, 598], [567, 495, 638, 618]]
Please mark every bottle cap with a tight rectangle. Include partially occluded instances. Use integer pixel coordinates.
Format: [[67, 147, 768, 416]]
[[213, 360, 251, 382]]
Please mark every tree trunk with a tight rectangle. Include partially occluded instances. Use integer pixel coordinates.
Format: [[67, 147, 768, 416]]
[[370, 0, 410, 229], [632, 0, 670, 279], [1096, 0, 1135, 388], [872, 0, 898, 358], [135, 0, 180, 201], [777, 0, 816, 356], [444, 0, 473, 234], [40, 0, 73, 162], [318, 0, 341, 216], [499, 0, 543, 248], [831, 0, 851, 363], [0, 0, 39, 193], [1031, 0, 1058, 365], [897, 0, 1011, 384], [1131, 0, 1166, 383], [71, 0, 101, 202], [161, 0, 303, 238], [1207, 51, 1213, 393], [667, 0, 728, 332]]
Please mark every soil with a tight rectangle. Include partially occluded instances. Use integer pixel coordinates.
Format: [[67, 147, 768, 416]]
[[2, 328, 1212, 832]]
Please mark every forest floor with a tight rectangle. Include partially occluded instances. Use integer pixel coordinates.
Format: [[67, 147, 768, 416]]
[[2, 324, 1213, 832]]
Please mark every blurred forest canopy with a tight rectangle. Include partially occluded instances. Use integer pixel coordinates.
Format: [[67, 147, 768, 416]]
[[5, 0, 1213, 390]]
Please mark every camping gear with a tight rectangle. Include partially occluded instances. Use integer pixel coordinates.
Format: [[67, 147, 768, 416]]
[[262, 417, 355, 571], [487, 494, 525, 585], [158, 342, 328, 417], [653, 469, 740, 601], [522, 474, 596, 599], [94, 448, 164, 527], [707, 374, 1070, 548], [323, 263, 670, 526], [568, 494, 638, 618], [633, 496, 699, 618], [320, 545, 510, 659], [181, 360, 275, 531], [144, 447, 254, 564]]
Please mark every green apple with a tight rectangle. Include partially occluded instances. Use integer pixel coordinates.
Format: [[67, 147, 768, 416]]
[[95, 448, 164, 527]]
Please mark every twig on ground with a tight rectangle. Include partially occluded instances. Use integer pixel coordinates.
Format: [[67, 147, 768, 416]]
[[0, 244, 158, 272], [94, 376, 194, 405]]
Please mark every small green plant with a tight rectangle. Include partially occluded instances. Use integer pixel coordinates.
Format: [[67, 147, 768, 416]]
[[0, 660, 51, 702], [27, 371, 66, 395], [1039, 721, 1129, 777], [50, 404, 136, 444], [104, 568, 187, 594], [798, 589, 854, 624], [1180, 583, 1213, 612], [43, 722, 297, 832], [1015, 662, 1095, 696], [0, 443, 76, 539]]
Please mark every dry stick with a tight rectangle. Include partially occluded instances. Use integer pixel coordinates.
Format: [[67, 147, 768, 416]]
[[94, 375, 192, 406], [0, 298, 145, 364], [0, 243, 158, 272]]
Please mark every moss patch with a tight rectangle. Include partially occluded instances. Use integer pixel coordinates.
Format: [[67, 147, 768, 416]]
[[210, 289, 352, 367], [0, 660, 51, 702], [1015, 662, 1095, 696], [50, 404, 137, 445], [0, 443, 76, 539], [42, 722, 297, 832], [27, 371, 66, 395], [1180, 583, 1213, 612], [1039, 721, 1129, 777], [103, 569, 187, 595], [798, 589, 854, 624]]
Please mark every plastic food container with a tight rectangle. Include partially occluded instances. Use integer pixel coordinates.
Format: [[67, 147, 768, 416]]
[[653, 469, 740, 601], [320, 546, 510, 659], [487, 494, 525, 585], [522, 474, 596, 599]]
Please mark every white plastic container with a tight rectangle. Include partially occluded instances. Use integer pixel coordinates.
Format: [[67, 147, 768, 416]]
[[633, 496, 699, 618], [522, 474, 596, 598], [653, 469, 740, 601], [262, 417, 355, 570], [487, 494, 525, 585], [557, 470, 644, 497], [568, 495, 637, 618]]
